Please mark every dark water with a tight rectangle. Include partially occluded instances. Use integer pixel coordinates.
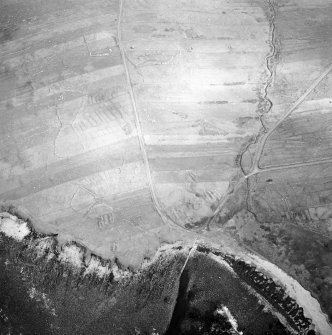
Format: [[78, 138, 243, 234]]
[[0, 233, 312, 335], [165, 254, 292, 335], [0, 251, 52, 334]]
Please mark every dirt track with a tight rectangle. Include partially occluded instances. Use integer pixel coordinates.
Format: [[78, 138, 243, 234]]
[[1, 0, 332, 330]]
